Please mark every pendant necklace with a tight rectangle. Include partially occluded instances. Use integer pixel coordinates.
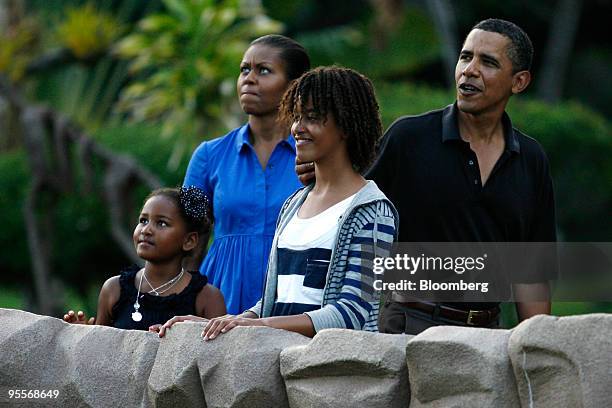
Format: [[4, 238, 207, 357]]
[[132, 270, 145, 322], [132, 268, 185, 322]]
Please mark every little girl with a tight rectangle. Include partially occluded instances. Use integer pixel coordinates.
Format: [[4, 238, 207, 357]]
[[63, 186, 226, 330], [158, 67, 398, 339]]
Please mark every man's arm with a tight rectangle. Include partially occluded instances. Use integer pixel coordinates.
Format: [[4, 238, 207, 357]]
[[514, 149, 556, 322], [513, 282, 551, 321]]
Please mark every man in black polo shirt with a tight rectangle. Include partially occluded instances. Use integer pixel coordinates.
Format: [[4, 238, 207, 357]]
[[296, 19, 556, 334], [371, 19, 556, 334]]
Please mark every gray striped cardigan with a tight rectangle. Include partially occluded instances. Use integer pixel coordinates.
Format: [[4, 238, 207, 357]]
[[248, 180, 399, 332]]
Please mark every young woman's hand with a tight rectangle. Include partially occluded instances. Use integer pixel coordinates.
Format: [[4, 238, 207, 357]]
[[157, 315, 210, 338], [63, 310, 95, 325], [201, 315, 264, 341], [148, 324, 162, 333]]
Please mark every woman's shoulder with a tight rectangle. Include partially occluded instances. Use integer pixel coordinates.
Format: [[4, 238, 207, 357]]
[[196, 282, 222, 299], [195, 282, 226, 318], [99, 273, 124, 305], [345, 184, 399, 233], [108, 265, 140, 295], [194, 125, 248, 154]]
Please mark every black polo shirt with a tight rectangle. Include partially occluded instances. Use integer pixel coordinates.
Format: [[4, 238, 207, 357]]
[[366, 103, 557, 308]]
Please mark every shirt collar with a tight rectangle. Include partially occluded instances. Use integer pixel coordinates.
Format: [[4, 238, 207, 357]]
[[441, 103, 520, 154], [235, 123, 296, 153]]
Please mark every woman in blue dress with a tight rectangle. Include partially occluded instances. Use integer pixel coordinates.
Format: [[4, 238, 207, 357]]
[[183, 35, 310, 314]]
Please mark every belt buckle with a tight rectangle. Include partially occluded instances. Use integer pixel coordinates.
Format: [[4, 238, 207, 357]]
[[467, 310, 479, 326]]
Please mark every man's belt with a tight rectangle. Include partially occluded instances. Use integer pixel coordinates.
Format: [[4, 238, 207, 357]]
[[390, 294, 500, 326]]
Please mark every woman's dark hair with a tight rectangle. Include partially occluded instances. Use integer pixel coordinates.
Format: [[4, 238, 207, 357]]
[[145, 187, 211, 234], [278, 66, 383, 173], [250, 34, 310, 80]]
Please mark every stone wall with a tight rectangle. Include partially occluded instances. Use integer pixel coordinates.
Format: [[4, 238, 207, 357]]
[[0, 308, 610, 407]]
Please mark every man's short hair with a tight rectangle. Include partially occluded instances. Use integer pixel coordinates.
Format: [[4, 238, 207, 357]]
[[472, 18, 533, 73]]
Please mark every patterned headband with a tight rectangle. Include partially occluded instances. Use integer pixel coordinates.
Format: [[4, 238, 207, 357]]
[[178, 186, 210, 224]]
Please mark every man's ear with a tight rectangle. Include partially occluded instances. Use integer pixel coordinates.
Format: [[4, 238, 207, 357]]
[[183, 232, 198, 252], [512, 70, 531, 94]]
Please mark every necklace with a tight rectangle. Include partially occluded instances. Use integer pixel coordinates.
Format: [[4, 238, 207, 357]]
[[132, 268, 184, 322], [143, 269, 184, 296], [132, 270, 145, 322]]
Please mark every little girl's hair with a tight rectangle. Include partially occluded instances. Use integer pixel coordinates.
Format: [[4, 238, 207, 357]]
[[145, 186, 211, 233]]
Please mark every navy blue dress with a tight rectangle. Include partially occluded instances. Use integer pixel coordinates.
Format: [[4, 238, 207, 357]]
[[112, 266, 207, 330]]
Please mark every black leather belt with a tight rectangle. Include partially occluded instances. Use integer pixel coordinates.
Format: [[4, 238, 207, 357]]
[[390, 294, 500, 326]]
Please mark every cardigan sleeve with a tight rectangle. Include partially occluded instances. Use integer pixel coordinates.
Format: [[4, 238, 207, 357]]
[[247, 299, 262, 318], [305, 201, 397, 332]]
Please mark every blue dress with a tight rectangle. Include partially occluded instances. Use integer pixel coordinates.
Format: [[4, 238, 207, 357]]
[[184, 124, 301, 314]]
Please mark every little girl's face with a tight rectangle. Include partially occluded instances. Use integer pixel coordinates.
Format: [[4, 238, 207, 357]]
[[133, 195, 189, 263]]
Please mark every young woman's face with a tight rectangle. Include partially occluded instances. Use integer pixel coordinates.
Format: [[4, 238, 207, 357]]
[[237, 44, 290, 117], [133, 195, 189, 263], [291, 100, 346, 165]]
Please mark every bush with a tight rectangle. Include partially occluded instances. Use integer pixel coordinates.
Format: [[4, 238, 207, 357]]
[[0, 123, 190, 303], [0, 151, 30, 276]]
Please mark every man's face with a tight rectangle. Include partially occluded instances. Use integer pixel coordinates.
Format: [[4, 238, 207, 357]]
[[455, 29, 517, 116]]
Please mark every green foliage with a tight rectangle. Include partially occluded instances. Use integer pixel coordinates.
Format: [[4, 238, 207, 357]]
[[0, 18, 41, 81], [31, 58, 130, 130], [0, 151, 30, 275], [500, 302, 612, 329], [93, 122, 188, 185], [376, 82, 453, 126], [114, 0, 282, 169], [0, 287, 25, 309], [28, 2, 134, 131], [56, 3, 125, 60], [506, 99, 612, 241], [296, 6, 440, 79], [0, 123, 185, 296]]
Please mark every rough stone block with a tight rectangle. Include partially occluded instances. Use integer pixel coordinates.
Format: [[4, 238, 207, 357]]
[[147, 322, 310, 408], [280, 329, 411, 408], [508, 314, 612, 408], [406, 326, 518, 407], [0, 308, 159, 407]]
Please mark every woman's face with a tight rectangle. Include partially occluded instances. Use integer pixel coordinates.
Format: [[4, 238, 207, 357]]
[[291, 100, 346, 165], [237, 44, 289, 117]]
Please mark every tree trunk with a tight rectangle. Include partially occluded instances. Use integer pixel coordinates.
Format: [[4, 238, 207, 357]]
[[0, 76, 161, 315], [537, 0, 583, 103], [368, 0, 405, 50], [426, 0, 459, 88]]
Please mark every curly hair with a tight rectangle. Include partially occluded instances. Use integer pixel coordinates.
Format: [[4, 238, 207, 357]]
[[278, 66, 382, 173]]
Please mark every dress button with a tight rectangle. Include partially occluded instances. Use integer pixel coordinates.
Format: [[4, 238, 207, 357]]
[[474, 180, 478, 185], [468, 160, 474, 165]]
